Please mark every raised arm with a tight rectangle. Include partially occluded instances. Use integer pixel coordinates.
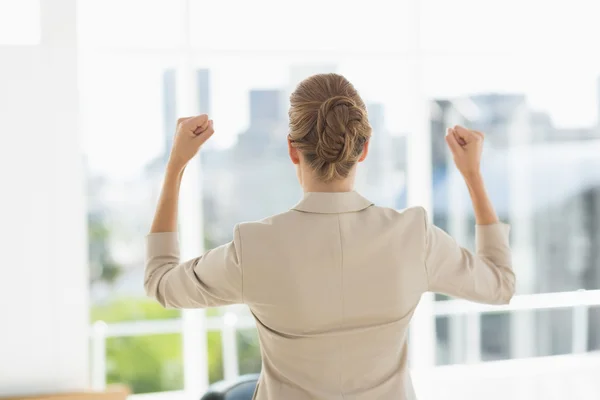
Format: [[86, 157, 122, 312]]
[[145, 116, 243, 308], [424, 126, 515, 304], [150, 115, 213, 234], [446, 126, 499, 226]]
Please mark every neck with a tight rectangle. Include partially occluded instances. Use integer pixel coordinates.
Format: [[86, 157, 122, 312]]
[[303, 180, 354, 193], [300, 168, 355, 193]]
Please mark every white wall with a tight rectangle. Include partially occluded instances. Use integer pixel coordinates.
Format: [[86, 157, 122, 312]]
[[0, 0, 89, 396]]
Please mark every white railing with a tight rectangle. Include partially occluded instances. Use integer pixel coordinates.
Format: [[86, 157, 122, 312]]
[[90, 289, 600, 393]]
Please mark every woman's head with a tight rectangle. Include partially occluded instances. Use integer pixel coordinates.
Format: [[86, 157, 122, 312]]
[[288, 73, 371, 188]]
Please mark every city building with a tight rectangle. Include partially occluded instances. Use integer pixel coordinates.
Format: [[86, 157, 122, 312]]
[[430, 91, 600, 363]]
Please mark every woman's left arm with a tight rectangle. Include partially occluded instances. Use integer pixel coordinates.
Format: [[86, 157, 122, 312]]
[[145, 116, 244, 309]]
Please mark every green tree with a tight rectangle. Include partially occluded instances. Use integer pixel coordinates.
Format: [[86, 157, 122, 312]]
[[88, 213, 123, 286], [237, 329, 261, 375], [92, 298, 229, 394]]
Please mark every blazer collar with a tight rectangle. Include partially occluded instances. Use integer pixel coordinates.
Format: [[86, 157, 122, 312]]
[[291, 191, 374, 214]]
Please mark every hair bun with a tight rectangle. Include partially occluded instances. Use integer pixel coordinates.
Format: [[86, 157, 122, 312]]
[[288, 73, 372, 181], [315, 95, 364, 164]]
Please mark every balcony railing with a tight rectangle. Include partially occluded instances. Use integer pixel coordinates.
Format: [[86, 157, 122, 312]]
[[90, 289, 600, 396]]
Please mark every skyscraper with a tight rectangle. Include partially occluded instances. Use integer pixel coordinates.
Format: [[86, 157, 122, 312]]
[[235, 89, 287, 157], [197, 69, 211, 115], [357, 102, 397, 207], [249, 90, 284, 126]]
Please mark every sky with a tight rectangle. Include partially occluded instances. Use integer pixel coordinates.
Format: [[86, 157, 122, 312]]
[[5, 0, 599, 179]]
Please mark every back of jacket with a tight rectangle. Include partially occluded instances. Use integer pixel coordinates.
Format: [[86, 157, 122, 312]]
[[145, 191, 515, 400]]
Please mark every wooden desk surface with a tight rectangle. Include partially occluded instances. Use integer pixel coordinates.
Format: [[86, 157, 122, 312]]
[[0, 387, 129, 400]]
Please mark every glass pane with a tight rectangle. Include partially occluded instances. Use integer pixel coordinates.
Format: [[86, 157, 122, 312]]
[[78, 0, 187, 48], [83, 53, 179, 322], [204, 325, 261, 383], [178, 55, 411, 250], [590, 306, 600, 351], [434, 315, 452, 365], [185, 55, 411, 380], [207, 329, 224, 383], [481, 310, 574, 361], [427, 54, 600, 364], [106, 333, 183, 393], [82, 52, 183, 394], [437, 309, 582, 364], [189, 0, 414, 53], [480, 313, 511, 361], [237, 329, 261, 375], [419, 0, 599, 54]]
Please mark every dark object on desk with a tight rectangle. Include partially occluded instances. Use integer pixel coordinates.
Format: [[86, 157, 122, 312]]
[[200, 374, 260, 400]]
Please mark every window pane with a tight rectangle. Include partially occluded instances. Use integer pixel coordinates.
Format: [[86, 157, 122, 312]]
[[207, 329, 224, 383], [204, 322, 261, 383], [82, 53, 179, 321], [427, 55, 600, 294], [105, 333, 183, 393], [188, 55, 410, 380], [420, 0, 599, 54], [78, 0, 187, 48], [83, 54, 184, 392], [237, 329, 261, 376], [189, 0, 414, 53], [590, 306, 600, 351], [183, 56, 410, 249], [427, 55, 600, 364]]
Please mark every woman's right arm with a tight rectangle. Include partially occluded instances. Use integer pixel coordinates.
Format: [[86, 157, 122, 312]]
[[423, 126, 515, 304]]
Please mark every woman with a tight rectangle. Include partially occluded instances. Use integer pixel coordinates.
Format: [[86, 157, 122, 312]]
[[145, 73, 515, 399]]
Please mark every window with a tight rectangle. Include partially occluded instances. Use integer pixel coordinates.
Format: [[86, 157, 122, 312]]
[[81, 1, 410, 394], [79, 0, 600, 396], [421, 0, 600, 363], [82, 52, 186, 392]]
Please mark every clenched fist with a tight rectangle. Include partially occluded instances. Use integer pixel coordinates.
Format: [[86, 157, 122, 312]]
[[445, 125, 484, 179], [168, 114, 214, 170]]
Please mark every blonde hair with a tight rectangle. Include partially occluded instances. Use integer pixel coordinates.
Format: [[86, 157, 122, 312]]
[[288, 73, 372, 182]]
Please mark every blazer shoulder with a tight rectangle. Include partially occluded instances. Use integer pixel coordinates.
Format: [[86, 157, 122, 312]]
[[236, 210, 297, 234], [370, 204, 427, 224]]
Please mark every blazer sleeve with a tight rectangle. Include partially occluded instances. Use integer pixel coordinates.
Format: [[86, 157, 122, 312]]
[[144, 225, 243, 308], [421, 208, 516, 304]]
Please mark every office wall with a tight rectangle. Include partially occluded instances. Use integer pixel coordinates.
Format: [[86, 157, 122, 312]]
[[0, 0, 89, 396]]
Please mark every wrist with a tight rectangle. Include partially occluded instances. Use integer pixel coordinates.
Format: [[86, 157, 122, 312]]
[[166, 157, 187, 174], [165, 161, 186, 179], [462, 170, 483, 184]]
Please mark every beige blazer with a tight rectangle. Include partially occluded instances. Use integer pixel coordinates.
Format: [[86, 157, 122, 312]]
[[145, 191, 515, 400]]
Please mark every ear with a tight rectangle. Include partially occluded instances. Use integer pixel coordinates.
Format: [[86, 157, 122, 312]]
[[288, 137, 300, 165], [358, 140, 370, 162]]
